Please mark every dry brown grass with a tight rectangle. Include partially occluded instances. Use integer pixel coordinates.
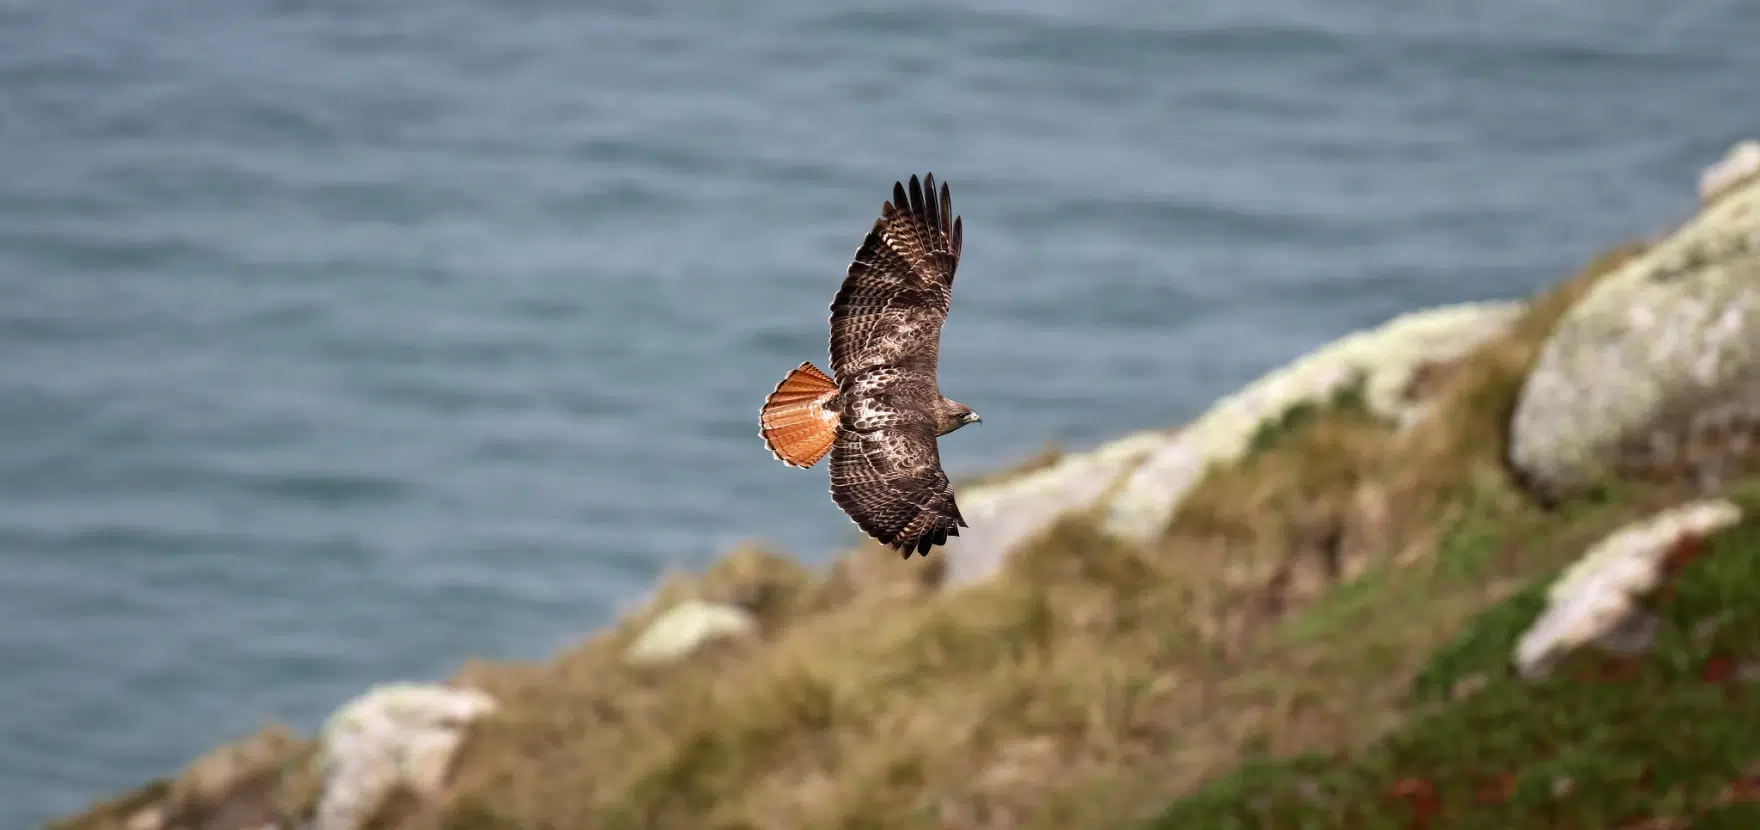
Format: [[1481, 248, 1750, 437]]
[[50, 724, 320, 830], [52, 240, 1664, 830], [420, 519, 1206, 830]]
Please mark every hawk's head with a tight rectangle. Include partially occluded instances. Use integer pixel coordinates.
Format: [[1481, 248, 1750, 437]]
[[935, 398, 981, 436]]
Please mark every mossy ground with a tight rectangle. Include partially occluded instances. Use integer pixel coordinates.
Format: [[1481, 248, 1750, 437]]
[[58, 238, 1760, 830], [1144, 485, 1760, 830]]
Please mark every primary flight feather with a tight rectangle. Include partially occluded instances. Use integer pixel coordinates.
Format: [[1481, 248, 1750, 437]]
[[758, 173, 980, 558]]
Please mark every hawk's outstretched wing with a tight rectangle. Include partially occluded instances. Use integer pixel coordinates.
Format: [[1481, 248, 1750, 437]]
[[828, 419, 967, 558], [828, 173, 963, 380]]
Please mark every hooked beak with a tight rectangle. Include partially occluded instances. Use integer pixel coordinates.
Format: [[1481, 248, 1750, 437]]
[[964, 412, 982, 425]]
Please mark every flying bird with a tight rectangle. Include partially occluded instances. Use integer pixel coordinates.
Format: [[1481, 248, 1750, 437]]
[[758, 173, 980, 558]]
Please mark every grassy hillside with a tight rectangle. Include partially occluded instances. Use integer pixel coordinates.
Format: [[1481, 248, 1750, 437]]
[[53, 229, 1760, 830]]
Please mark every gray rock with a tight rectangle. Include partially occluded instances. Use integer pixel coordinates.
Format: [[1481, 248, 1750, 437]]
[[939, 431, 1167, 587], [1510, 174, 1760, 497], [1513, 499, 1741, 679], [313, 683, 498, 830]]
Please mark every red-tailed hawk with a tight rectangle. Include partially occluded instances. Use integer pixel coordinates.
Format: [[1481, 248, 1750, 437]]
[[759, 173, 980, 558]]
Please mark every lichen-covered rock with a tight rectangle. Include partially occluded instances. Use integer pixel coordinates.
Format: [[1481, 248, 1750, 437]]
[[624, 599, 758, 664], [1510, 174, 1760, 498], [1513, 499, 1742, 678], [1701, 139, 1760, 204], [313, 683, 498, 830]]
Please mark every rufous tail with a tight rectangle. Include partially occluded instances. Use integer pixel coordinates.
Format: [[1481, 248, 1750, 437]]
[[759, 362, 839, 468]]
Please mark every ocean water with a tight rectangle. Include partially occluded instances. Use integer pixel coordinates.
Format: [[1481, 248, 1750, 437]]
[[2, 0, 1757, 824]]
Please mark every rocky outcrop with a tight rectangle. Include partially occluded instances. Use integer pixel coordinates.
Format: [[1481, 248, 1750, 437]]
[[940, 301, 1521, 586], [1513, 499, 1743, 679], [313, 684, 497, 830], [1100, 302, 1522, 544], [942, 430, 1170, 586], [1510, 170, 1760, 498], [50, 686, 498, 830]]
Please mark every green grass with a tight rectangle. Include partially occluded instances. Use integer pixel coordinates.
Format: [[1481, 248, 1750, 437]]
[[1246, 379, 1372, 459]]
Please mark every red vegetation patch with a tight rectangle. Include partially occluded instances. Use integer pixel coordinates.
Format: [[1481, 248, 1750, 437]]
[[1719, 763, 1760, 802], [1472, 771, 1515, 806], [1660, 532, 1709, 576], [1570, 654, 1647, 684], [1390, 777, 1440, 829], [1702, 655, 1738, 684]]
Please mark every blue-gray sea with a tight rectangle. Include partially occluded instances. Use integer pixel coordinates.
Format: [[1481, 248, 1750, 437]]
[[3, 0, 1757, 824]]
